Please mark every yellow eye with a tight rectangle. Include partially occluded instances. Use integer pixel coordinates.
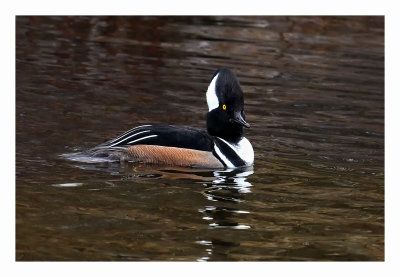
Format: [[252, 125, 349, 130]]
[[222, 104, 226, 110]]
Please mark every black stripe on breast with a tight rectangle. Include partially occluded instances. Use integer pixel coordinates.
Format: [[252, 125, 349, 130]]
[[213, 137, 246, 167], [212, 148, 227, 167]]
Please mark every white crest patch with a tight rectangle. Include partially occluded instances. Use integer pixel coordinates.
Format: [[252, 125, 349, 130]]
[[206, 73, 219, 111]]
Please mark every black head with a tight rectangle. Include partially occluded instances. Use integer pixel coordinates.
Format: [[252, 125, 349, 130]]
[[206, 68, 250, 142]]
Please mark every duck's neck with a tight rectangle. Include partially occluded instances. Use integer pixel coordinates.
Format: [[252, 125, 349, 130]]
[[206, 110, 243, 144]]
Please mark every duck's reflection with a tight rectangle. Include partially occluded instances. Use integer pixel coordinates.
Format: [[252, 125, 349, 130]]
[[197, 167, 254, 261], [123, 165, 255, 253], [200, 167, 253, 222], [62, 160, 254, 261], [204, 168, 253, 197]]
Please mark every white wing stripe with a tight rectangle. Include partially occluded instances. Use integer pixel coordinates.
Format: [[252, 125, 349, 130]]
[[109, 130, 151, 147], [127, 135, 158, 145], [107, 125, 152, 144]]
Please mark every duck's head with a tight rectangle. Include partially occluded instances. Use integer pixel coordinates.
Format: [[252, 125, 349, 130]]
[[206, 68, 250, 142]]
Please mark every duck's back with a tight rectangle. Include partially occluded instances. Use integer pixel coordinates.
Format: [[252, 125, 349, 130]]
[[83, 125, 224, 168]]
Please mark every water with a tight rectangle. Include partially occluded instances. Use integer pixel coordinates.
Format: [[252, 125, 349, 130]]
[[16, 16, 384, 261]]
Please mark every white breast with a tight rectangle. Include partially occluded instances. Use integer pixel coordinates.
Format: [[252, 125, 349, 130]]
[[234, 137, 254, 166], [214, 136, 254, 167]]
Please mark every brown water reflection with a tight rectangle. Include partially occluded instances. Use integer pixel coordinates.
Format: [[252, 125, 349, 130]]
[[16, 16, 384, 261]]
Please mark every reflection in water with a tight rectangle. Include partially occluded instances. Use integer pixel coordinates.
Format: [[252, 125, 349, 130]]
[[198, 167, 254, 261], [201, 167, 253, 224], [211, 168, 253, 193], [59, 160, 255, 262]]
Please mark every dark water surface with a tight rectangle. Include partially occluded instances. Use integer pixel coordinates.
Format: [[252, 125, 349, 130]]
[[16, 16, 384, 261]]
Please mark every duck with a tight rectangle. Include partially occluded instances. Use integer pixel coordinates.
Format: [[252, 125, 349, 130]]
[[79, 68, 254, 168]]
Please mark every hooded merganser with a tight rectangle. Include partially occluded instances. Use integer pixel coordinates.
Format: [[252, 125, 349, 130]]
[[77, 68, 254, 168]]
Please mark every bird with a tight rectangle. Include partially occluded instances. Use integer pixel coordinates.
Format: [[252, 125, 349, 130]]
[[75, 68, 254, 169]]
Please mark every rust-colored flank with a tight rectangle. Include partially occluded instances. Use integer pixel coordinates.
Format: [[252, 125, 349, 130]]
[[126, 145, 223, 168]]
